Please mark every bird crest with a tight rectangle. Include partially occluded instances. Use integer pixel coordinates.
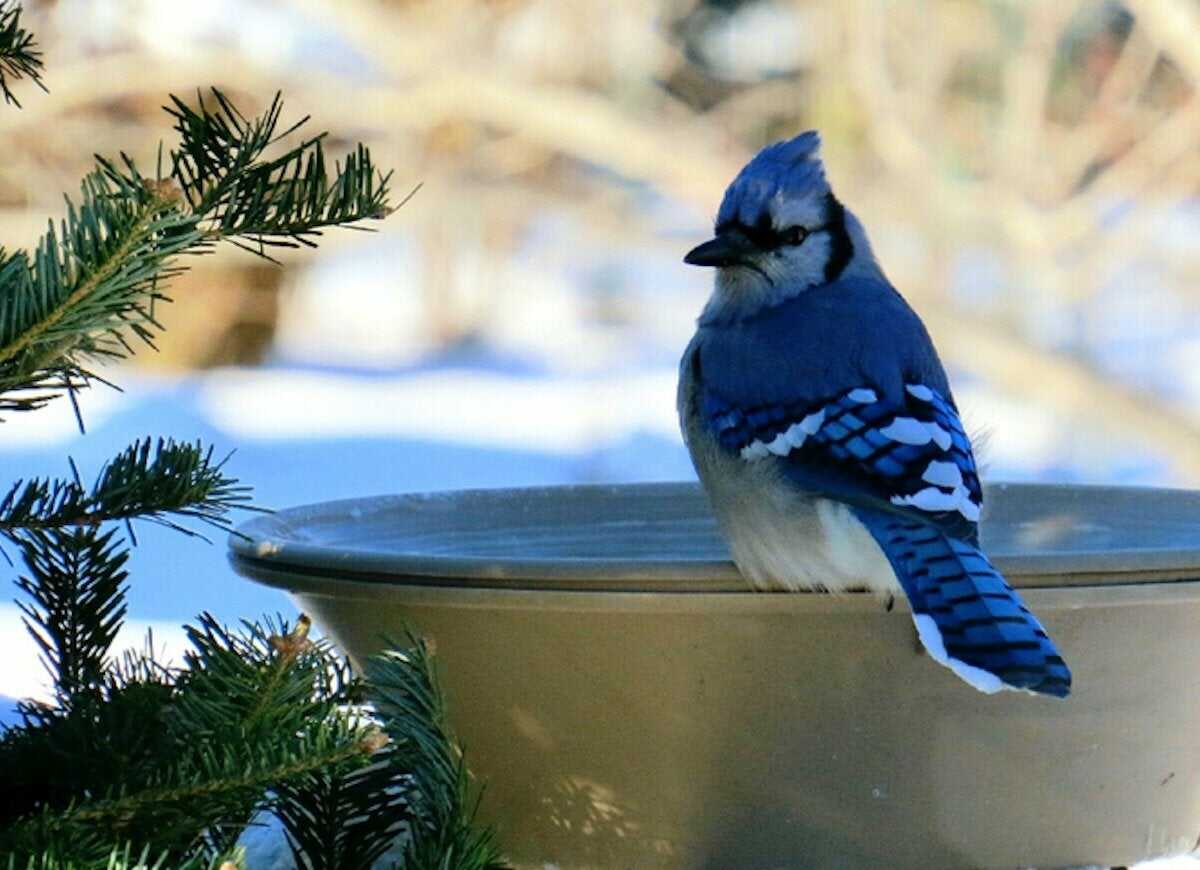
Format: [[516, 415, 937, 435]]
[[716, 131, 831, 230]]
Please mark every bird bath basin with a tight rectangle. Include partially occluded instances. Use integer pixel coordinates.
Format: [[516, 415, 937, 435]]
[[229, 481, 1200, 869]]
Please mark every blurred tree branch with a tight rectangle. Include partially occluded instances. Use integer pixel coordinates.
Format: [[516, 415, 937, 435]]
[[3, 0, 1200, 480], [0, 0, 44, 107]]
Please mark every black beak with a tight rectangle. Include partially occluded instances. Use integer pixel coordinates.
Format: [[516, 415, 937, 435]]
[[683, 228, 760, 268]]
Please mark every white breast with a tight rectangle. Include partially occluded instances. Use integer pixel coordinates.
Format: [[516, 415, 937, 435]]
[[678, 343, 898, 595], [708, 456, 899, 594], [681, 423, 895, 594]]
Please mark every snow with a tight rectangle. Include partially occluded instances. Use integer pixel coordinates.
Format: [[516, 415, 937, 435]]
[[0, 362, 696, 713], [0, 356, 1186, 701], [198, 366, 682, 452]]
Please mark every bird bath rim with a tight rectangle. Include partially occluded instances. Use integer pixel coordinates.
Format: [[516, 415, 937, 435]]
[[228, 481, 1200, 592]]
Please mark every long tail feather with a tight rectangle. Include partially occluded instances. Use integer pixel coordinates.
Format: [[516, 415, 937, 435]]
[[853, 506, 1071, 698]]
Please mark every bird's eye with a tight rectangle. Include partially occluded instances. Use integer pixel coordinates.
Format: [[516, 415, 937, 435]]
[[781, 226, 809, 246]]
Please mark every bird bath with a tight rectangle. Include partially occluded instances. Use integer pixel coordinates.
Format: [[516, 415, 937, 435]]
[[229, 481, 1200, 869]]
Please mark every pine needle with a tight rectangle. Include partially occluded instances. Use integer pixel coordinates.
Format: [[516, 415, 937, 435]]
[[0, 1, 45, 108]]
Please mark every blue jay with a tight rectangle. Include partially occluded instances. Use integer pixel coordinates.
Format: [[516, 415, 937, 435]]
[[678, 132, 1071, 697]]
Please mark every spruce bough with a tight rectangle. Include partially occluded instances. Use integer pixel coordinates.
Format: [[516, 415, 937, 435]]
[[0, 6, 506, 868]]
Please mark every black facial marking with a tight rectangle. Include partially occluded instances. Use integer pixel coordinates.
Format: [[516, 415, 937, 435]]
[[822, 193, 853, 282], [715, 198, 844, 265], [715, 215, 808, 253], [715, 214, 780, 250]]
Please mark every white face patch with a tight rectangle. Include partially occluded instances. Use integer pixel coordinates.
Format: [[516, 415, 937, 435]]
[[847, 388, 877, 403]]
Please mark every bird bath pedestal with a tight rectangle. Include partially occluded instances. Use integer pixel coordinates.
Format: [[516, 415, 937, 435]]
[[229, 482, 1200, 869]]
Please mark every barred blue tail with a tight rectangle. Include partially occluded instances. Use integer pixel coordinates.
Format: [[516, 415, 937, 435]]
[[853, 507, 1071, 698]]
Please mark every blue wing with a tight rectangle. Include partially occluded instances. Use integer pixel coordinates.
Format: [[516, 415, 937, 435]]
[[702, 381, 983, 542], [697, 375, 1072, 697]]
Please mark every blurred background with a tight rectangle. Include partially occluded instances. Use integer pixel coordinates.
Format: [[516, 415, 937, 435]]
[[2, 0, 1200, 708]]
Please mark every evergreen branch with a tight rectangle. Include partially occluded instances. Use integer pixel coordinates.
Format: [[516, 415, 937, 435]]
[[0, 438, 256, 536], [0, 666, 182, 863], [0, 89, 395, 416], [166, 90, 393, 258], [0, 1, 45, 108], [86, 438, 255, 536], [73, 729, 370, 823], [183, 615, 411, 869], [12, 527, 129, 709], [0, 179, 192, 367], [0, 175, 200, 408], [1, 731, 370, 864], [165, 90, 294, 211], [0, 615, 380, 864], [175, 614, 358, 744], [0, 84, 409, 866], [1, 645, 178, 801], [6, 843, 236, 870], [366, 636, 509, 870], [168, 614, 368, 857], [272, 752, 409, 870], [0, 371, 90, 416]]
